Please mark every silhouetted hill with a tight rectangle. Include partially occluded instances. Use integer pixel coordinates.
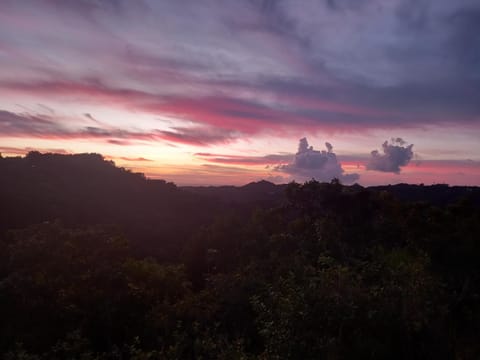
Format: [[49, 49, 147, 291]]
[[182, 180, 287, 205], [184, 181, 480, 207], [0, 152, 221, 258], [1, 152, 479, 258]]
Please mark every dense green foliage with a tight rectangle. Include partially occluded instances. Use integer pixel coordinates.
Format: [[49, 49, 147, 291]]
[[1, 153, 479, 359]]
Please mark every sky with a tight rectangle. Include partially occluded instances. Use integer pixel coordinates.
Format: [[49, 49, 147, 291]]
[[0, 0, 479, 186]]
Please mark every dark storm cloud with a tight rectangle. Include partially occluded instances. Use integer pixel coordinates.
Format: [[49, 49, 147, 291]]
[[252, 70, 480, 126], [235, 0, 311, 49], [394, 0, 430, 31], [447, 7, 480, 71]]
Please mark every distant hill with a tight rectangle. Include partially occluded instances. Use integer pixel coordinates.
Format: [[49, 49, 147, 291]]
[[184, 180, 480, 207], [183, 180, 287, 205]]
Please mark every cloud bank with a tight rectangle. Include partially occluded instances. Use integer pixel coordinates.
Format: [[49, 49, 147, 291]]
[[367, 138, 414, 173], [276, 138, 359, 184], [0, 109, 235, 146], [1, 0, 479, 139]]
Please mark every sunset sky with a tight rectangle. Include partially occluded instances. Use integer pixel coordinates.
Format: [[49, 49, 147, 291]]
[[0, 0, 479, 185]]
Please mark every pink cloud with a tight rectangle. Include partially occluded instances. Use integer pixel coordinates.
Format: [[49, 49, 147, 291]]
[[0, 79, 425, 138], [106, 156, 153, 162], [195, 152, 293, 166], [0, 109, 239, 146]]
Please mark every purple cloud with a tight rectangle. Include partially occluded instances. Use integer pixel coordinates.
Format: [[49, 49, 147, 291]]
[[276, 138, 360, 184], [1, 0, 479, 135], [367, 138, 414, 173], [0, 109, 236, 146]]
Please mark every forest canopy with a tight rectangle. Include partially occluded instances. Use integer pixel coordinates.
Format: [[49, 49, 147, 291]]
[[0, 152, 479, 359]]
